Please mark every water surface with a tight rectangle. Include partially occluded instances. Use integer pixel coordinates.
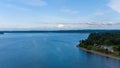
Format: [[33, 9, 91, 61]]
[[0, 33, 119, 68]]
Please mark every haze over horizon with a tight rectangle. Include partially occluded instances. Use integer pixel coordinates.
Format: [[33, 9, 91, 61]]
[[0, 0, 120, 30]]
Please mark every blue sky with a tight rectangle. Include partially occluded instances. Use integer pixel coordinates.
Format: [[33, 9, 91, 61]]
[[0, 0, 120, 30]]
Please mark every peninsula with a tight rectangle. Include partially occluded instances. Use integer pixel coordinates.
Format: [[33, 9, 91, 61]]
[[78, 33, 120, 60]]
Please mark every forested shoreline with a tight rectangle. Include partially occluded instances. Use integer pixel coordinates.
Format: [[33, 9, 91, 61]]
[[78, 33, 120, 57]]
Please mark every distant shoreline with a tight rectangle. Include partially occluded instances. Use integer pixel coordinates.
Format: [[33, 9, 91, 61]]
[[77, 45, 120, 60], [0, 30, 120, 33]]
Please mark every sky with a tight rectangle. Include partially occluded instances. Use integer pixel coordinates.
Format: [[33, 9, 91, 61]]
[[0, 0, 120, 30]]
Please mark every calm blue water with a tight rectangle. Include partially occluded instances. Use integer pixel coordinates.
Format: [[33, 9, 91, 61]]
[[0, 33, 119, 68]]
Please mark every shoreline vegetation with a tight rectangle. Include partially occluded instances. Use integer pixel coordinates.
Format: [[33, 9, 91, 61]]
[[77, 32, 120, 60], [77, 46, 120, 60]]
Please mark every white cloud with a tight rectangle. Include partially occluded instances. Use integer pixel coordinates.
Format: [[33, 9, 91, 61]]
[[94, 11, 104, 16], [6, 4, 29, 11], [61, 8, 79, 14], [0, 0, 47, 11], [108, 0, 120, 13], [0, 0, 47, 8], [20, 0, 47, 6]]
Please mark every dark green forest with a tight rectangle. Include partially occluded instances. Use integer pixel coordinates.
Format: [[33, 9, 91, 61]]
[[80, 33, 120, 46]]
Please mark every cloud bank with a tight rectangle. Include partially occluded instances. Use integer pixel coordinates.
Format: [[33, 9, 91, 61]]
[[0, 22, 120, 30]]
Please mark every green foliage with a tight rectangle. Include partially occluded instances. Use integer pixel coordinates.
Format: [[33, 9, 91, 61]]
[[79, 33, 120, 46], [114, 46, 120, 51]]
